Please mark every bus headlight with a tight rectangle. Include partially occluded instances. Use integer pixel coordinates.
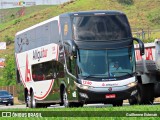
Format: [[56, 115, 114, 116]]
[[74, 82, 92, 90], [127, 82, 137, 87]]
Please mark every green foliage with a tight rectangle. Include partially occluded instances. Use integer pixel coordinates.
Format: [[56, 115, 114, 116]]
[[2, 104, 160, 119], [144, 37, 155, 43], [10, 14, 15, 19], [148, 14, 160, 25], [4, 35, 14, 45], [13, 18, 21, 25], [117, 0, 134, 5], [17, 84, 25, 101], [2, 55, 16, 86], [151, 15, 160, 25]]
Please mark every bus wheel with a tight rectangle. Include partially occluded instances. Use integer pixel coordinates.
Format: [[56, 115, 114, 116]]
[[74, 102, 84, 107], [36, 103, 47, 108], [26, 93, 29, 107], [28, 91, 36, 108], [24, 89, 28, 107], [31, 91, 36, 108], [112, 100, 123, 107], [63, 89, 70, 107]]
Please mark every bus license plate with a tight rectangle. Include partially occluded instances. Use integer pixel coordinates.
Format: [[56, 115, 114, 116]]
[[105, 94, 116, 98]]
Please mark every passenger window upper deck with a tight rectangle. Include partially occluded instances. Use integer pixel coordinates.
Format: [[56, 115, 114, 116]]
[[72, 15, 131, 41]]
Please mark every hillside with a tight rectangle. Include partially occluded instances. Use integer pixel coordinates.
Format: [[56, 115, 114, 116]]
[[0, 0, 160, 40], [1, 0, 160, 39], [0, 5, 55, 58], [0, 0, 160, 82]]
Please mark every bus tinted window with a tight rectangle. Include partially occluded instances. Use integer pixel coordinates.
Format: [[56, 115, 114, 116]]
[[32, 60, 64, 81], [73, 15, 131, 41]]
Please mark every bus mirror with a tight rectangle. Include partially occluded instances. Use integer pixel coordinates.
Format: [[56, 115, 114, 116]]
[[65, 40, 77, 57], [72, 44, 77, 57], [133, 37, 144, 56]]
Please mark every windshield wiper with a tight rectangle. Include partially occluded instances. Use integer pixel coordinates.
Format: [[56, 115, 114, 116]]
[[83, 75, 96, 79], [112, 71, 133, 77], [82, 74, 104, 79]]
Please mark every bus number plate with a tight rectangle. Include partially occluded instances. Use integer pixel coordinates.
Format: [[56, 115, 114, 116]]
[[105, 94, 116, 98]]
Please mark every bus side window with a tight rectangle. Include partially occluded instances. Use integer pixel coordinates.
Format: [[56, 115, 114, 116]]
[[31, 60, 64, 81], [56, 61, 64, 78], [70, 57, 77, 76]]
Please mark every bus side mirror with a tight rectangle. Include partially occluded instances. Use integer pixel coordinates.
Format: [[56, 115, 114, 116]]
[[65, 40, 77, 57], [133, 37, 144, 56]]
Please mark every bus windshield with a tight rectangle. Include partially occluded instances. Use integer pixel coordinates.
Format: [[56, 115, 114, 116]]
[[77, 46, 135, 80], [73, 15, 131, 41]]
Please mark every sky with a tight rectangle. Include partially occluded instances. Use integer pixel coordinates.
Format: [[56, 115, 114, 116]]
[[0, 0, 70, 9]]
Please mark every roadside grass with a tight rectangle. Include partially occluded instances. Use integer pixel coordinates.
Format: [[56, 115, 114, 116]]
[[0, 105, 160, 119]]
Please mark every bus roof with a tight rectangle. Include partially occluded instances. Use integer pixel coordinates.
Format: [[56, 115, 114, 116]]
[[15, 10, 125, 36], [64, 10, 125, 16], [15, 16, 59, 36]]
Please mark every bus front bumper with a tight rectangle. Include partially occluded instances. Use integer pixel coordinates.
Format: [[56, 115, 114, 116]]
[[77, 86, 137, 104]]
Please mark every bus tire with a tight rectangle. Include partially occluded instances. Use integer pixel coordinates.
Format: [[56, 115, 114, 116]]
[[62, 88, 70, 107], [27, 93, 31, 108], [112, 100, 123, 107], [137, 83, 154, 105], [31, 91, 36, 108], [76, 102, 84, 107], [71, 102, 84, 107], [24, 88, 28, 107], [28, 90, 36, 108], [36, 103, 47, 108]]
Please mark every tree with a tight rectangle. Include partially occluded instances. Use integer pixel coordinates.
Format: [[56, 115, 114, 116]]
[[3, 54, 16, 85], [4, 35, 13, 45]]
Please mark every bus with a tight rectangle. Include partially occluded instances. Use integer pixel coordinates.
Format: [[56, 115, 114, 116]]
[[15, 10, 144, 108]]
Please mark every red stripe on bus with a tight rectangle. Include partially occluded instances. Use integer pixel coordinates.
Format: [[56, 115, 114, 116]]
[[16, 53, 54, 100], [15, 54, 26, 88], [34, 79, 54, 100]]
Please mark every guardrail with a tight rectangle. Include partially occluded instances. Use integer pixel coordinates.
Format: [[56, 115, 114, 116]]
[[132, 28, 160, 40]]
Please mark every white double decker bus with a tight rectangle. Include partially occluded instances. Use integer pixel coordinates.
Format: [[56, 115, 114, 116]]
[[15, 10, 144, 108]]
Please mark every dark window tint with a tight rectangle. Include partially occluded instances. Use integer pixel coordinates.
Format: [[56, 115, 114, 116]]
[[73, 15, 131, 41], [16, 69, 20, 83], [77, 46, 135, 80], [32, 60, 64, 81], [0, 91, 10, 96]]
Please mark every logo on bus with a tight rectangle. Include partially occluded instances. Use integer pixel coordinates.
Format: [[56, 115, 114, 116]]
[[25, 54, 31, 82], [108, 87, 112, 92], [33, 48, 48, 61], [102, 83, 118, 87], [82, 80, 92, 85]]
